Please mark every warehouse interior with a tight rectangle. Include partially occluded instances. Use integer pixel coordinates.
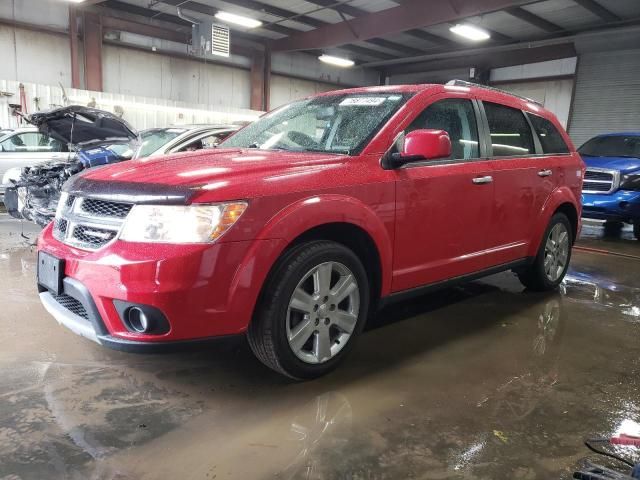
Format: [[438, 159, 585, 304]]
[[1, 0, 640, 478]]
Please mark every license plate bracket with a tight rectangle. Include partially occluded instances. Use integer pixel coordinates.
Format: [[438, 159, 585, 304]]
[[38, 252, 64, 295]]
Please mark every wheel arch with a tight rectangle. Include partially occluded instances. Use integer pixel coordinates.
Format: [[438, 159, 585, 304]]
[[528, 187, 581, 257]]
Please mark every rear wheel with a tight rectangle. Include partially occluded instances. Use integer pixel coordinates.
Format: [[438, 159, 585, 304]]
[[517, 213, 573, 291], [247, 241, 370, 380]]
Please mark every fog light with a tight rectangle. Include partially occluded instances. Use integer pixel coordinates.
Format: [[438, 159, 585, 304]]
[[127, 307, 151, 333]]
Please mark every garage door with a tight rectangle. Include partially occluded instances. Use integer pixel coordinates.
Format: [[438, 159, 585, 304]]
[[496, 78, 574, 129], [569, 48, 640, 148]]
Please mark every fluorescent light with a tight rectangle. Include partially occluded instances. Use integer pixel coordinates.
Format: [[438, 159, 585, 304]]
[[64, 0, 86, 2], [319, 54, 355, 68], [449, 24, 490, 41], [214, 11, 262, 29]]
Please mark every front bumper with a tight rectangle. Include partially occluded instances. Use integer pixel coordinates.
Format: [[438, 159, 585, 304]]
[[37, 222, 285, 349], [581, 190, 640, 223]]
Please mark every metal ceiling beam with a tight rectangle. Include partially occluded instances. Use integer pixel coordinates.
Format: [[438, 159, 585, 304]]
[[99, 0, 192, 27], [102, 15, 190, 43], [271, 0, 535, 51], [572, 0, 620, 23], [506, 7, 565, 33], [365, 38, 427, 56], [385, 42, 577, 75]]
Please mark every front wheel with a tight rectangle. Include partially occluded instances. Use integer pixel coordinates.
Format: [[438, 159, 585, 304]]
[[247, 241, 370, 380], [517, 213, 573, 291]]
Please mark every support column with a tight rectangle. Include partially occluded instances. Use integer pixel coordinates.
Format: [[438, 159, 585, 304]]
[[69, 7, 81, 89], [250, 49, 271, 111], [83, 12, 103, 92]]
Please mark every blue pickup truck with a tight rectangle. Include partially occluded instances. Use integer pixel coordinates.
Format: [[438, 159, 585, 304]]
[[579, 132, 640, 240]]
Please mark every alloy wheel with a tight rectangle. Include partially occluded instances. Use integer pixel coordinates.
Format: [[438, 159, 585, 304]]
[[544, 223, 570, 282], [286, 261, 360, 364]]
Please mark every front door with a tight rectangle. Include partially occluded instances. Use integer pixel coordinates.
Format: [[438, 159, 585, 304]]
[[392, 97, 495, 292]]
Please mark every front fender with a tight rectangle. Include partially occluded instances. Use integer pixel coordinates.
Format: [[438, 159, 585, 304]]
[[527, 186, 581, 257], [224, 194, 394, 329], [256, 194, 394, 295]]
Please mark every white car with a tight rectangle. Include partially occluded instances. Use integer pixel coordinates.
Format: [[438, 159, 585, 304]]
[[0, 127, 73, 196]]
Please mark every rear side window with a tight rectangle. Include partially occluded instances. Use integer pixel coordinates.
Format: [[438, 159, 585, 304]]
[[528, 114, 570, 154], [484, 102, 534, 157]]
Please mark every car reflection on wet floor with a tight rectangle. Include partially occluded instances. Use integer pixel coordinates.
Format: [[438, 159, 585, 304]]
[[0, 221, 639, 479]]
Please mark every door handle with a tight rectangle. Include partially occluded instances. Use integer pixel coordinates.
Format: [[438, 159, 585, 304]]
[[538, 169, 553, 177], [472, 175, 493, 185]]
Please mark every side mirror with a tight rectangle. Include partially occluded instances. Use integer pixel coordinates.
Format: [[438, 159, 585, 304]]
[[383, 129, 452, 169]]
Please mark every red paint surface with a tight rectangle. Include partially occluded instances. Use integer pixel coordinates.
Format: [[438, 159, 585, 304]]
[[38, 84, 583, 343]]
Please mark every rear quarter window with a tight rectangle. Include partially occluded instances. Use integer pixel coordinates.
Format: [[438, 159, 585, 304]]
[[528, 113, 570, 154]]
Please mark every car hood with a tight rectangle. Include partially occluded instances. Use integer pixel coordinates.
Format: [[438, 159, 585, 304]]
[[29, 105, 139, 149], [66, 148, 351, 203], [581, 155, 640, 174]]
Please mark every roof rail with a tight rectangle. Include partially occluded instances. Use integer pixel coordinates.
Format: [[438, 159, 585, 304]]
[[445, 79, 543, 107]]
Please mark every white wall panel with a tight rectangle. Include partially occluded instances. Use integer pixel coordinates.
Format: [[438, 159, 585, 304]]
[[270, 75, 342, 108], [0, 26, 71, 87], [0, 0, 68, 30], [497, 79, 575, 128], [0, 79, 261, 132], [103, 45, 251, 109]]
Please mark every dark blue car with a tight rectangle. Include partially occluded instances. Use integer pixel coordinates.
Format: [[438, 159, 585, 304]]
[[580, 132, 640, 240]]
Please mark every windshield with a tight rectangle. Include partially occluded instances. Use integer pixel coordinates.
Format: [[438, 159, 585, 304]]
[[579, 135, 640, 158], [137, 128, 187, 157], [222, 93, 412, 155]]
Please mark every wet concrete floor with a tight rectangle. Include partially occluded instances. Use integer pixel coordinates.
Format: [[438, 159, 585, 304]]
[[1, 215, 639, 479]]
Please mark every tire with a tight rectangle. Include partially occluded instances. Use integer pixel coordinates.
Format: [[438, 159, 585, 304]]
[[247, 240, 370, 380], [517, 213, 573, 292], [634, 222, 640, 241]]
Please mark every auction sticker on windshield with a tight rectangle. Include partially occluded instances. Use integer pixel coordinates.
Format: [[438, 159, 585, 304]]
[[339, 97, 387, 106]]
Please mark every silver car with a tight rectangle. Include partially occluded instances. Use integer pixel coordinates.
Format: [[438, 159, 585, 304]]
[[136, 125, 239, 158], [0, 127, 73, 196]]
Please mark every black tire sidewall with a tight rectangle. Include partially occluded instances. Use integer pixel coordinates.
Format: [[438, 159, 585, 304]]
[[266, 242, 370, 379], [533, 213, 573, 289]]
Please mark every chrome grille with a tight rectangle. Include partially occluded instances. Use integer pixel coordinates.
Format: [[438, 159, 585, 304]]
[[582, 168, 620, 194], [53, 193, 131, 251]]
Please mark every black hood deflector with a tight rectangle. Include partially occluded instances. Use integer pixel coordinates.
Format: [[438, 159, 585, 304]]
[[29, 106, 138, 148]]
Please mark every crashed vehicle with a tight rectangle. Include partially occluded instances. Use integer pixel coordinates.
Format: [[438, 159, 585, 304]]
[[3, 106, 139, 226]]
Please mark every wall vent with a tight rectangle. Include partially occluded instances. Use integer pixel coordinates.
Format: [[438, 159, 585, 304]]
[[211, 24, 230, 57]]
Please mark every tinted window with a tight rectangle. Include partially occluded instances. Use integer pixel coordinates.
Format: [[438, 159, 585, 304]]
[[579, 135, 640, 158], [529, 114, 569, 154], [484, 102, 534, 157], [407, 99, 479, 160]]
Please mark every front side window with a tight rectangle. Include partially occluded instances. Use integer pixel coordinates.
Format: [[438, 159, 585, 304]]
[[579, 135, 640, 158], [222, 93, 412, 155], [484, 102, 535, 157], [528, 114, 570, 154], [406, 99, 479, 160]]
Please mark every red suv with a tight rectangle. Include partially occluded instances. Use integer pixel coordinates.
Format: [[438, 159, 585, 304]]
[[36, 82, 584, 379]]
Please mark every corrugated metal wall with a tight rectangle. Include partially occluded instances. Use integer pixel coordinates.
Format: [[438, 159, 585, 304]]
[[497, 79, 574, 128], [569, 49, 640, 147], [0, 80, 261, 131]]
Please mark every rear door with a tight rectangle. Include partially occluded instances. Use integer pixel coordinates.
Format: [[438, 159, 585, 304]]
[[480, 101, 559, 264], [392, 96, 496, 292]]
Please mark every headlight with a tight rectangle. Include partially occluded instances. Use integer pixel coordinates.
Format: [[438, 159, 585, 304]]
[[119, 202, 247, 243], [620, 173, 640, 191]]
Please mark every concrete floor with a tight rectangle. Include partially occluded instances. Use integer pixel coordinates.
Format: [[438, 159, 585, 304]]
[[1, 215, 639, 479]]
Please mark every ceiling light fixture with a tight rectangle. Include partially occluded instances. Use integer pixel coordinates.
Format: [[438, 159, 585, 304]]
[[449, 24, 491, 41], [214, 11, 262, 29], [319, 54, 355, 68]]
